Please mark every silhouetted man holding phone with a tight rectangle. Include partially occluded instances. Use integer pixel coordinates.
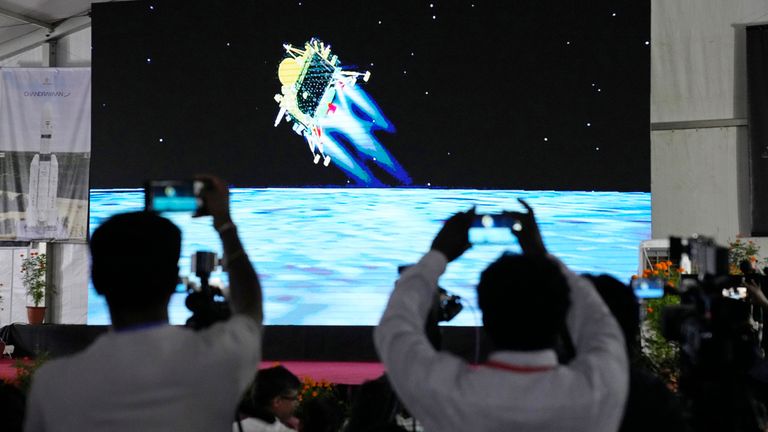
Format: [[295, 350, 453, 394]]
[[374, 200, 628, 432], [26, 176, 263, 432]]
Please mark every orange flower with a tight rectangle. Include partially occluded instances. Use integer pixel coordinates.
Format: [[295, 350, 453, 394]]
[[647, 307, 653, 313], [311, 391, 318, 397]]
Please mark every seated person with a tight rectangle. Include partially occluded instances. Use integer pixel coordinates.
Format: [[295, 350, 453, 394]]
[[374, 200, 628, 432], [585, 274, 685, 432], [25, 176, 263, 432], [0, 380, 25, 432], [344, 375, 407, 432], [296, 395, 344, 432], [235, 365, 301, 432]]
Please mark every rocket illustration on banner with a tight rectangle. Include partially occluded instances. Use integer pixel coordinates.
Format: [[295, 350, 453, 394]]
[[26, 103, 59, 231]]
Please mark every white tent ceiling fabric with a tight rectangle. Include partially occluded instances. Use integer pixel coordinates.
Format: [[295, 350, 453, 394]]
[[0, 0, 92, 43]]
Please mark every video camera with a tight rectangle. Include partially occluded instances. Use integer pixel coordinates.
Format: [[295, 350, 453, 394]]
[[660, 235, 763, 431], [185, 251, 231, 330], [142, 181, 231, 330], [398, 264, 463, 350], [662, 235, 753, 346]]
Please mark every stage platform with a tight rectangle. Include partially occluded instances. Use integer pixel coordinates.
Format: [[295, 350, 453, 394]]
[[0, 358, 385, 385], [0, 323, 490, 384]]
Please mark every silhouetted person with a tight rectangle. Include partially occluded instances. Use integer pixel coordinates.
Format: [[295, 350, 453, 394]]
[[0, 380, 26, 432], [374, 200, 628, 431], [345, 375, 406, 432], [25, 176, 263, 432], [586, 274, 686, 432], [297, 394, 343, 432]]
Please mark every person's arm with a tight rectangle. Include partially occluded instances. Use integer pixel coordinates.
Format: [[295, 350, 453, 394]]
[[746, 279, 768, 311], [508, 199, 628, 429], [562, 265, 629, 430], [373, 210, 474, 428], [23, 370, 46, 432], [503, 198, 547, 256], [507, 199, 625, 359], [199, 175, 262, 324]]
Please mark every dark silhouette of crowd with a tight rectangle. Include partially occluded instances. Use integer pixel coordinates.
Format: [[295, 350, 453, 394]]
[[6, 176, 766, 432]]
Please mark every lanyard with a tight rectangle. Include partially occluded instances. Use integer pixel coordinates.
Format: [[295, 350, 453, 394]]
[[483, 360, 555, 373]]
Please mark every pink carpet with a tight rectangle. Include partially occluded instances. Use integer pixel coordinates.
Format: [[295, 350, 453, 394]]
[[0, 359, 384, 385], [261, 360, 385, 384]]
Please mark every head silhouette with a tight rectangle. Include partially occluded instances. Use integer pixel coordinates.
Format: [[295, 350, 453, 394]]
[[584, 274, 639, 352], [239, 366, 301, 423], [298, 396, 344, 432], [90, 212, 181, 315], [477, 253, 570, 351], [345, 375, 402, 432]]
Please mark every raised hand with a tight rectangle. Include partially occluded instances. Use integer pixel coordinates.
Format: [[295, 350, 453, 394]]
[[431, 208, 475, 262], [503, 198, 547, 255], [195, 175, 231, 228]]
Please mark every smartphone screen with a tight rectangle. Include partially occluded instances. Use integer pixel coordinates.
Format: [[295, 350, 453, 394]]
[[631, 278, 665, 299], [469, 214, 516, 245], [145, 180, 203, 213]]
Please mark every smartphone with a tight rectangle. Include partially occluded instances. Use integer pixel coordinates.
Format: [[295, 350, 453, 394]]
[[471, 214, 517, 229], [469, 213, 519, 244], [631, 277, 665, 299], [145, 180, 206, 214]]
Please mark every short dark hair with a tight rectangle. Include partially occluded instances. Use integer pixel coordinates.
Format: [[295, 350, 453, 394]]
[[298, 396, 344, 432], [90, 212, 181, 309], [252, 365, 301, 408], [477, 253, 570, 351], [345, 375, 401, 432], [584, 274, 639, 351]]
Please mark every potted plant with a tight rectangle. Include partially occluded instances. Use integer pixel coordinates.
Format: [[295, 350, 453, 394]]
[[728, 239, 762, 274], [11, 353, 49, 394], [20, 252, 49, 325]]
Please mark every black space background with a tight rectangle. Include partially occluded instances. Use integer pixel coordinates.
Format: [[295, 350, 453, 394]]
[[91, 0, 649, 191]]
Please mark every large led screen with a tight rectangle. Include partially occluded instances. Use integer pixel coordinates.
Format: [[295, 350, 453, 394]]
[[90, 0, 651, 325]]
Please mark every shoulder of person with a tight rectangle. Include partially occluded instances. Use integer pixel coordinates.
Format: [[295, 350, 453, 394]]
[[202, 314, 262, 337]]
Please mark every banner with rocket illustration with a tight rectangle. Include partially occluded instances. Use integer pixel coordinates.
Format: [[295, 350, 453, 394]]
[[0, 68, 91, 241]]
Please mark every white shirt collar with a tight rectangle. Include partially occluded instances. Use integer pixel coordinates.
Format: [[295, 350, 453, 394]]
[[488, 350, 559, 368]]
